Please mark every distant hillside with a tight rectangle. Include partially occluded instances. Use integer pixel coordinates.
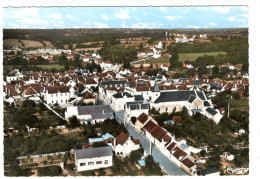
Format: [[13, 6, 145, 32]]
[[3, 28, 248, 42], [3, 39, 54, 50]]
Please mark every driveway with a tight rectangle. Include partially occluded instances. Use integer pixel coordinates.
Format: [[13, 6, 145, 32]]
[[115, 110, 187, 176]]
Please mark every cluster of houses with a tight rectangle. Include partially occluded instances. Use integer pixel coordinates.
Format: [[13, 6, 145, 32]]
[[4, 59, 249, 175]]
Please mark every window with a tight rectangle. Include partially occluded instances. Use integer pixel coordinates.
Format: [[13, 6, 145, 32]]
[[61, 93, 63, 96], [65, 93, 67, 96], [158, 108, 160, 112], [105, 160, 108, 164], [52, 101, 54, 104], [56, 94, 58, 97], [51, 94, 53, 97], [166, 107, 168, 112], [56, 100, 58, 103], [96, 161, 102, 165], [61, 100, 63, 103], [80, 163, 86, 166], [88, 162, 94, 165]]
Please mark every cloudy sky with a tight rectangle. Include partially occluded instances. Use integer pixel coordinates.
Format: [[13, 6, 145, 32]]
[[3, 6, 248, 29]]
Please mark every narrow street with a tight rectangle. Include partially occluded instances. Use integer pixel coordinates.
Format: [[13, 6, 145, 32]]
[[130, 56, 152, 64], [115, 110, 187, 176]]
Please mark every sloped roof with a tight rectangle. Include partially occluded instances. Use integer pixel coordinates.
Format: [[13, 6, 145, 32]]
[[167, 142, 176, 151], [77, 105, 113, 116], [172, 147, 187, 160], [113, 92, 133, 98], [47, 86, 70, 94], [137, 113, 149, 124], [143, 121, 167, 142], [116, 131, 129, 145], [206, 108, 218, 115], [76, 146, 113, 159], [153, 83, 160, 92], [181, 158, 196, 168]]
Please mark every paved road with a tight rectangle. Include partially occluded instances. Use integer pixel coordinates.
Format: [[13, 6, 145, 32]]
[[115, 110, 187, 176], [130, 56, 152, 64]]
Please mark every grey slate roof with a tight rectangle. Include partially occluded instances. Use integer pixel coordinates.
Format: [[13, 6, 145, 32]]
[[204, 101, 211, 106], [76, 146, 113, 159], [153, 83, 160, 92], [134, 95, 144, 101], [206, 108, 218, 115], [194, 79, 202, 86], [78, 85, 85, 94], [154, 91, 193, 103], [197, 91, 206, 100], [77, 105, 113, 116], [188, 95, 196, 103], [126, 102, 149, 110], [92, 113, 114, 120], [137, 83, 148, 87], [154, 90, 208, 103], [113, 92, 133, 98]]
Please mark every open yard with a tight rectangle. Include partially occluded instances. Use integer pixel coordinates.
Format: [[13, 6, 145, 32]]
[[135, 51, 227, 64]]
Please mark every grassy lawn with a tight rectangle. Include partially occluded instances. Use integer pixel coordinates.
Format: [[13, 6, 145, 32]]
[[135, 51, 227, 64], [229, 98, 249, 111], [36, 64, 64, 70]]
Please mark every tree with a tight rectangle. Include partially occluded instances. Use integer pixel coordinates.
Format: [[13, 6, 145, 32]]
[[212, 65, 219, 75], [139, 43, 144, 51], [169, 52, 179, 70], [58, 55, 68, 65], [73, 54, 82, 68], [232, 92, 240, 100], [68, 116, 80, 128], [38, 166, 62, 176], [22, 100, 36, 108]]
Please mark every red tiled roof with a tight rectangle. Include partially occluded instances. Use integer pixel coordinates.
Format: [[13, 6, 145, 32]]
[[136, 86, 151, 92], [173, 116, 182, 122], [47, 86, 70, 94], [181, 158, 196, 168], [167, 142, 176, 151], [143, 121, 167, 142], [162, 135, 171, 146], [82, 92, 95, 99], [132, 138, 140, 145], [173, 147, 187, 160], [137, 113, 149, 124], [159, 85, 177, 91], [116, 131, 128, 145]]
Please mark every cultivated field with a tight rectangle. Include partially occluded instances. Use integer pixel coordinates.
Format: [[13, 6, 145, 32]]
[[4, 39, 54, 49], [135, 51, 227, 64]]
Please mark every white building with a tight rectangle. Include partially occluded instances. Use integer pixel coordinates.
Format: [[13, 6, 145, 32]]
[[75, 146, 113, 172], [65, 105, 114, 124], [44, 86, 71, 105], [111, 92, 135, 111], [113, 132, 140, 158]]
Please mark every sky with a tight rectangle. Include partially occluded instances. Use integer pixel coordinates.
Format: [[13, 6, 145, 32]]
[[3, 6, 248, 29]]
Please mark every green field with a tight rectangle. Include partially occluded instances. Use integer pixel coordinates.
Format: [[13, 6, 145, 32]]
[[4, 64, 65, 71], [35, 64, 64, 70], [135, 51, 227, 64]]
